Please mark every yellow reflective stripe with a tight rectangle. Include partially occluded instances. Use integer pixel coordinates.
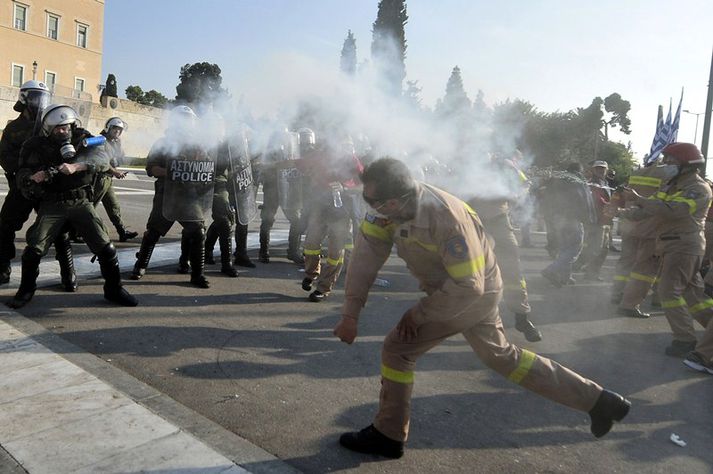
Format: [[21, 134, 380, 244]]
[[520, 278, 527, 290], [344, 243, 354, 250], [508, 349, 536, 384], [360, 220, 394, 242], [446, 255, 485, 279], [381, 364, 414, 384], [326, 257, 344, 266], [464, 202, 478, 218], [669, 196, 697, 214], [628, 176, 662, 187], [689, 299, 713, 313], [629, 272, 656, 284], [402, 237, 438, 252], [662, 297, 687, 309], [614, 275, 630, 282], [303, 249, 321, 256], [517, 170, 528, 183]]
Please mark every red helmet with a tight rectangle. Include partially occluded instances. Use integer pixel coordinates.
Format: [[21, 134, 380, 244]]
[[662, 142, 704, 165]]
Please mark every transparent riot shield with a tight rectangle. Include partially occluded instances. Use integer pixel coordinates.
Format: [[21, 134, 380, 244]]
[[228, 134, 258, 225], [278, 131, 303, 212], [162, 147, 215, 222]]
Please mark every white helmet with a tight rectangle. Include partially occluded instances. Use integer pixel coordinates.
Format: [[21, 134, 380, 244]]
[[103, 116, 127, 133], [172, 105, 197, 119], [40, 104, 80, 137], [18, 80, 51, 117]]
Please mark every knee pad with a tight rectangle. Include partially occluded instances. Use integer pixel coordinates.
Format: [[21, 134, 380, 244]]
[[144, 228, 161, 244], [22, 248, 42, 264], [98, 243, 117, 260]]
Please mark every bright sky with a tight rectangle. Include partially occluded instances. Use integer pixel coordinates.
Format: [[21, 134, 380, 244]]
[[103, 0, 713, 161]]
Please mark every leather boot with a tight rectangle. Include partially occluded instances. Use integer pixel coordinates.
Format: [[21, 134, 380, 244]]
[[233, 224, 255, 268], [177, 235, 191, 274], [130, 234, 157, 280], [98, 244, 138, 306], [339, 425, 404, 459], [286, 226, 304, 265], [259, 229, 270, 263], [515, 313, 542, 342], [588, 389, 630, 437], [7, 250, 41, 309], [219, 232, 238, 277], [54, 235, 77, 292], [204, 223, 218, 265], [189, 231, 210, 288], [117, 225, 139, 242]]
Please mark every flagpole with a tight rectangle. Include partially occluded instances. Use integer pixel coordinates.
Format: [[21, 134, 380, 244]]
[[700, 46, 713, 177]]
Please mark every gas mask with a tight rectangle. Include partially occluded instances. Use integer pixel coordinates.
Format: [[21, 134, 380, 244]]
[[656, 163, 680, 181], [59, 141, 76, 160]]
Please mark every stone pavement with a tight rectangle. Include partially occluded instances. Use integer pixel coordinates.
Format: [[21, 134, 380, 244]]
[[0, 232, 297, 474]]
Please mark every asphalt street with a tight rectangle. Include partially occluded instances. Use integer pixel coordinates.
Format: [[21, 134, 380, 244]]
[[0, 172, 711, 473]]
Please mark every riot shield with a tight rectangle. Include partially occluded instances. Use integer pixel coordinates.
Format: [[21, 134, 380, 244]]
[[227, 134, 258, 225], [278, 131, 303, 212], [162, 146, 215, 222]]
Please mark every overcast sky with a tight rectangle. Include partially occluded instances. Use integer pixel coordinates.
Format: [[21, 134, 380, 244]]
[[102, 0, 713, 160]]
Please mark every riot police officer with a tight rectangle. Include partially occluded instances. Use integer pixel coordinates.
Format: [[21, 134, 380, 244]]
[[93, 117, 138, 242], [130, 106, 213, 288], [0, 80, 77, 292], [7, 104, 137, 308]]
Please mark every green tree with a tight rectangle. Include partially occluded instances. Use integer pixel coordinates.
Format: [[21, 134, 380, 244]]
[[175, 62, 227, 105], [340, 30, 357, 76], [371, 0, 408, 97], [436, 66, 471, 117], [124, 85, 168, 108], [125, 85, 144, 103]]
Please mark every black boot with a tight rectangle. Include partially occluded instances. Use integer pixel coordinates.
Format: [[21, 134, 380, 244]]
[[515, 314, 542, 342], [204, 223, 218, 265], [130, 233, 157, 280], [98, 244, 138, 306], [117, 225, 139, 242], [0, 261, 11, 285], [189, 231, 210, 288], [7, 250, 41, 309], [219, 233, 238, 277], [339, 425, 404, 459], [588, 389, 630, 438], [54, 235, 77, 292], [259, 229, 270, 263], [177, 235, 191, 274], [233, 224, 255, 268], [287, 227, 304, 265]]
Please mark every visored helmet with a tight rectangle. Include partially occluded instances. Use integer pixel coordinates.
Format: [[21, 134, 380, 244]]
[[18, 80, 51, 118], [297, 127, 316, 146], [662, 142, 704, 165], [40, 104, 80, 137], [103, 116, 127, 133]]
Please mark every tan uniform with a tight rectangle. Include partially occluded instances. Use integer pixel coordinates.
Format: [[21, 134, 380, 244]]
[[617, 166, 669, 310], [303, 199, 350, 294], [621, 170, 713, 342], [343, 183, 602, 442]]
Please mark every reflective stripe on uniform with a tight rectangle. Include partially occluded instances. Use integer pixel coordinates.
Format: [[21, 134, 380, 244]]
[[464, 202, 478, 218], [344, 243, 354, 250], [520, 278, 527, 290], [381, 363, 414, 384], [629, 272, 656, 284], [689, 299, 713, 313], [628, 176, 662, 188], [402, 237, 438, 252], [652, 191, 697, 214], [614, 275, 630, 282], [326, 257, 344, 266], [360, 220, 393, 242], [507, 349, 536, 384], [662, 297, 687, 309], [445, 255, 486, 279], [303, 248, 321, 256]]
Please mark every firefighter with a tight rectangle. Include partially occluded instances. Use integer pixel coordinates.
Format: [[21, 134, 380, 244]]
[[7, 104, 137, 308], [468, 151, 542, 342], [334, 158, 630, 458], [0, 80, 77, 292], [616, 143, 713, 357], [93, 117, 139, 242]]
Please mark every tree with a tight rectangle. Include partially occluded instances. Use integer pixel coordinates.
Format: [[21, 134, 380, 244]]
[[436, 66, 471, 117], [403, 80, 423, 111], [340, 30, 357, 76], [124, 85, 168, 108], [175, 62, 227, 106], [371, 0, 408, 97]]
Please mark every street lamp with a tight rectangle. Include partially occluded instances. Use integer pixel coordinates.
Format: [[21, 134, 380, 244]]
[[32, 60, 37, 80], [683, 109, 704, 146]]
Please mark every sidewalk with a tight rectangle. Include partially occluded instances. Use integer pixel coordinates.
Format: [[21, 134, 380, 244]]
[[0, 233, 298, 474]]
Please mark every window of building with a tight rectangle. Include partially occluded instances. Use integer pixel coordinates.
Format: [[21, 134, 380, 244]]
[[14, 3, 28, 31], [74, 77, 85, 99], [12, 64, 24, 87], [76, 23, 88, 48], [45, 71, 57, 91], [47, 14, 59, 40]]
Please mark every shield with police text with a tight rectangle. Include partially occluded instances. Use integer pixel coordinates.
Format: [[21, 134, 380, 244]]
[[162, 146, 216, 222], [278, 132, 304, 212], [228, 134, 258, 225]]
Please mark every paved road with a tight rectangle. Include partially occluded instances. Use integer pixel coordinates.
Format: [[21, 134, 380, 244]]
[[0, 173, 711, 473]]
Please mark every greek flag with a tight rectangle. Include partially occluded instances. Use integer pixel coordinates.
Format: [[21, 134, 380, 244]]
[[646, 90, 683, 165]]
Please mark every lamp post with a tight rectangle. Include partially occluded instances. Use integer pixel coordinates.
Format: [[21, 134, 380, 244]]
[[683, 109, 703, 146], [32, 60, 37, 80]]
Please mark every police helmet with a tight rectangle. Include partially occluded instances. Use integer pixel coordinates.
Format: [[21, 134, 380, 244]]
[[40, 104, 81, 137], [103, 116, 127, 134]]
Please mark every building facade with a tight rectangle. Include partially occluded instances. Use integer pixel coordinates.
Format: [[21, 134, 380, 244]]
[[0, 0, 104, 102]]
